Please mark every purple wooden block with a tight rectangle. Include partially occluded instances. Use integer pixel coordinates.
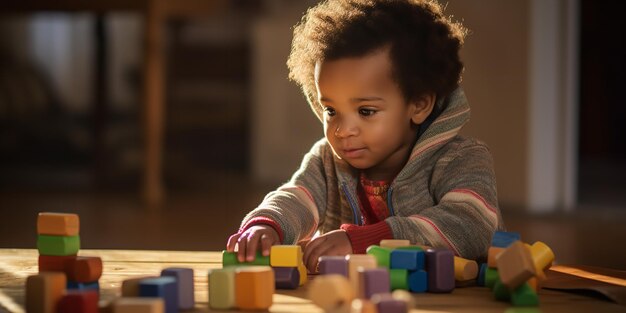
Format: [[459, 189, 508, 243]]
[[273, 267, 300, 289], [372, 293, 407, 313], [161, 267, 195, 310], [361, 268, 390, 299], [318, 256, 348, 277], [425, 248, 454, 293]]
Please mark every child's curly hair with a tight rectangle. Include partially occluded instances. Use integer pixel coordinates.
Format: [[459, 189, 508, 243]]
[[287, 0, 468, 118]]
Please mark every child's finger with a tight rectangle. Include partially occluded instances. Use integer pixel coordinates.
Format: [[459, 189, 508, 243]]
[[305, 244, 333, 274], [226, 233, 241, 252], [260, 234, 274, 256], [236, 232, 251, 262], [244, 231, 263, 262], [303, 237, 326, 273]]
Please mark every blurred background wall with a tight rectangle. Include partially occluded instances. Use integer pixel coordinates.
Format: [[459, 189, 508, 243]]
[[0, 0, 624, 224]]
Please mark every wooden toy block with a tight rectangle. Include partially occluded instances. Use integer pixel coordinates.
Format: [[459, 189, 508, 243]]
[[425, 248, 455, 293], [273, 267, 300, 289], [346, 254, 377, 292], [222, 250, 270, 267], [318, 255, 349, 276], [66, 256, 103, 282], [38, 254, 76, 272], [389, 269, 408, 290], [511, 282, 539, 306], [37, 212, 79, 236], [358, 267, 390, 299], [408, 269, 427, 293], [112, 297, 164, 313], [57, 290, 99, 313], [491, 231, 521, 248], [139, 276, 179, 313], [208, 268, 236, 310], [504, 308, 542, 313], [308, 274, 353, 312], [366, 245, 392, 268], [351, 299, 377, 313], [270, 245, 303, 267], [453, 256, 478, 281], [391, 290, 416, 309], [496, 241, 537, 290], [161, 267, 195, 310], [67, 281, 99, 292], [485, 267, 499, 289], [25, 272, 66, 313], [390, 249, 424, 271], [493, 278, 511, 301], [121, 276, 157, 297], [371, 293, 408, 313], [37, 234, 80, 256], [395, 245, 424, 251], [487, 246, 505, 268], [235, 266, 275, 310], [298, 262, 308, 285], [477, 263, 487, 286], [380, 239, 411, 249], [529, 241, 555, 271]]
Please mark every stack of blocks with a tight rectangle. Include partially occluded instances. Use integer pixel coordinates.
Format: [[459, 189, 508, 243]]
[[27, 212, 102, 313], [116, 267, 195, 313], [480, 231, 555, 307], [213, 245, 307, 310]]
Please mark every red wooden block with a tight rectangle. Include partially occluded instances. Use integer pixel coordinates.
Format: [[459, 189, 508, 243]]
[[66, 256, 103, 282], [56, 291, 99, 313], [38, 255, 76, 272]]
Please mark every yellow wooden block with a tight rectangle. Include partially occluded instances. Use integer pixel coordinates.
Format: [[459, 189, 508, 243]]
[[308, 274, 353, 312], [487, 246, 505, 268], [530, 241, 555, 271], [37, 212, 79, 236], [208, 268, 236, 310], [235, 266, 274, 310], [270, 245, 303, 267], [346, 254, 377, 293], [121, 276, 157, 297], [380, 239, 411, 249], [113, 297, 164, 313], [496, 241, 537, 290], [298, 262, 308, 286], [26, 272, 66, 313], [453, 256, 478, 281]]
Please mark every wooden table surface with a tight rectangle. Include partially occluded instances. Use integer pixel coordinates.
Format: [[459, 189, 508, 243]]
[[1, 249, 625, 313]]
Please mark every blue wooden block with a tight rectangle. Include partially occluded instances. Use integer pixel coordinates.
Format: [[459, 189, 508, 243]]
[[67, 281, 99, 292], [161, 267, 195, 310], [408, 270, 427, 293], [390, 249, 424, 271], [491, 231, 521, 248], [477, 263, 487, 286], [139, 276, 179, 313]]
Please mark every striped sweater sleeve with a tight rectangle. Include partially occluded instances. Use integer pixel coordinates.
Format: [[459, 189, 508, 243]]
[[386, 141, 503, 260], [240, 139, 329, 244]]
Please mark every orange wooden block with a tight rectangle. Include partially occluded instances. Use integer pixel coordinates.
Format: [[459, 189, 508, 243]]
[[308, 274, 353, 312], [235, 266, 275, 310], [496, 241, 537, 290], [38, 255, 76, 272], [346, 254, 377, 293], [66, 256, 103, 282], [487, 246, 505, 268], [37, 212, 79, 236], [26, 272, 67, 313]]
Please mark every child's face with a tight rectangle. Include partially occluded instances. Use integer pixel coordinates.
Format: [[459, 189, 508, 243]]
[[315, 48, 433, 180]]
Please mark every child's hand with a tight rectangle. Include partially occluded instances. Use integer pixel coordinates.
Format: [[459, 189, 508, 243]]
[[303, 229, 352, 274], [226, 225, 280, 263]]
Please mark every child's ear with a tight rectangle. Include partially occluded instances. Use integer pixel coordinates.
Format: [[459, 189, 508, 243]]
[[409, 92, 436, 124]]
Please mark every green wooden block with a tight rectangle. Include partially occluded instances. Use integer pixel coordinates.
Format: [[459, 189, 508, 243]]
[[389, 268, 408, 290], [493, 278, 511, 301], [485, 267, 499, 289], [222, 251, 270, 267], [37, 235, 80, 256], [208, 268, 236, 309], [366, 245, 392, 268], [511, 283, 539, 306]]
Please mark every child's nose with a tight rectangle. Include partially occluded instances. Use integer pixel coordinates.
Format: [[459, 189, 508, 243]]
[[334, 121, 359, 138]]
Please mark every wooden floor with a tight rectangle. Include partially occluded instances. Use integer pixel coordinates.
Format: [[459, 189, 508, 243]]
[[1, 176, 625, 271]]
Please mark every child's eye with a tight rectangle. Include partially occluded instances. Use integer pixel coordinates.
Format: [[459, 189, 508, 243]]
[[324, 107, 336, 117], [359, 108, 376, 116]]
